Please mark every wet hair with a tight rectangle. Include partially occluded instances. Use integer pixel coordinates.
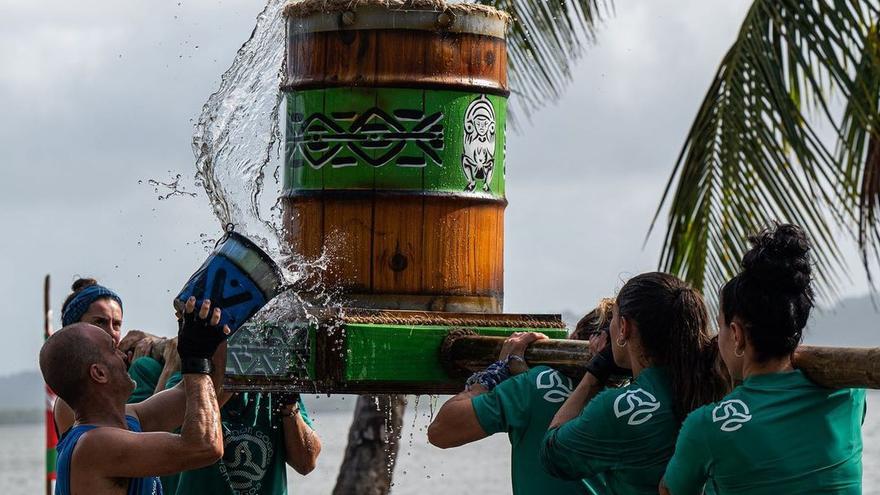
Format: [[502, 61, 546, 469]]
[[617, 272, 728, 421], [570, 297, 615, 340], [61, 278, 100, 315], [721, 223, 814, 361], [39, 324, 107, 410]]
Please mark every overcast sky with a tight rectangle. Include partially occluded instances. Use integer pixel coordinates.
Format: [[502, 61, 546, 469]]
[[3, 0, 872, 376]]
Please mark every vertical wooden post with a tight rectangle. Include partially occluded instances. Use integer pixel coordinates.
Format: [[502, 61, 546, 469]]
[[43, 275, 56, 495], [333, 395, 406, 495]]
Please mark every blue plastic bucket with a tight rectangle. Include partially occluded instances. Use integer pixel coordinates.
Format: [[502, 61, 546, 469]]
[[176, 229, 285, 334]]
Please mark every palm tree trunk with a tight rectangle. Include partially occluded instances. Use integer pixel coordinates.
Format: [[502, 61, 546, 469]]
[[333, 395, 406, 495]]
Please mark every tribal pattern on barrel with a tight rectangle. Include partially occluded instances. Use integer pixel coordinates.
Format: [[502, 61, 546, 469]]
[[283, 88, 507, 197], [288, 108, 445, 169]]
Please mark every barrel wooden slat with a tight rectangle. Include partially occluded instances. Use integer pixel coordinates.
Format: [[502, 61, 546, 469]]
[[283, 199, 324, 261], [285, 31, 508, 94], [372, 197, 424, 293], [323, 199, 373, 290], [323, 30, 378, 85], [423, 199, 470, 294], [471, 201, 503, 295]]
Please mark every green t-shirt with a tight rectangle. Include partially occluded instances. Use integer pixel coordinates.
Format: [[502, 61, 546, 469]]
[[126, 357, 163, 404], [541, 367, 677, 495], [166, 371, 313, 495], [664, 370, 866, 495], [471, 366, 588, 495]]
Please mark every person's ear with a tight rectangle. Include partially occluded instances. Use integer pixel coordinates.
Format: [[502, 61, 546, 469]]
[[729, 320, 746, 355], [619, 315, 632, 342], [89, 363, 110, 384]]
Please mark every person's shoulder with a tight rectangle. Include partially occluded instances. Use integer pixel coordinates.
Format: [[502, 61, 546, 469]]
[[693, 388, 754, 435], [73, 422, 133, 456], [590, 381, 665, 427], [680, 402, 713, 433], [526, 366, 574, 390], [526, 366, 576, 404]]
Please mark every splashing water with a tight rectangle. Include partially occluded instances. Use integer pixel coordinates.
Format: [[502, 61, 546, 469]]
[[190, 0, 349, 320], [191, 0, 287, 257], [146, 173, 198, 201]]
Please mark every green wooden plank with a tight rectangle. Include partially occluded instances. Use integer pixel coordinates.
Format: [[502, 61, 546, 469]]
[[322, 88, 376, 190], [343, 324, 567, 382], [423, 91, 507, 197], [374, 88, 426, 190], [490, 94, 507, 198], [286, 90, 324, 191]]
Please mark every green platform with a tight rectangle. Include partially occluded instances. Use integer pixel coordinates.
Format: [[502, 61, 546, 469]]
[[224, 309, 568, 395]]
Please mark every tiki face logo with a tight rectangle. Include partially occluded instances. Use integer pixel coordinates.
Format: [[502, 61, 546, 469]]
[[221, 426, 274, 494], [461, 94, 496, 192], [712, 399, 752, 432], [613, 389, 661, 426], [535, 369, 574, 403]]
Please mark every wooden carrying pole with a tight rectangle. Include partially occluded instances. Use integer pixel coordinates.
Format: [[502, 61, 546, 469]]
[[441, 334, 880, 389]]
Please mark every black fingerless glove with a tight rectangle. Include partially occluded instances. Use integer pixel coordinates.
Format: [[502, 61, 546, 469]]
[[584, 333, 632, 384], [177, 308, 227, 374]]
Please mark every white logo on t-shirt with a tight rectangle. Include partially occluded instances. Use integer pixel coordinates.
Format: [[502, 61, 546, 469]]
[[613, 389, 661, 425], [712, 399, 752, 432], [220, 426, 274, 494], [535, 369, 574, 403]]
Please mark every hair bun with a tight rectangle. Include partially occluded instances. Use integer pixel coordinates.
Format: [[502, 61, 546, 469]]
[[70, 278, 98, 293], [741, 223, 812, 293]]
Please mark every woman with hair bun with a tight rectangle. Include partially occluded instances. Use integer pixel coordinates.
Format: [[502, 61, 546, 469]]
[[661, 224, 866, 495], [542, 272, 728, 494], [60, 278, 125, 344]]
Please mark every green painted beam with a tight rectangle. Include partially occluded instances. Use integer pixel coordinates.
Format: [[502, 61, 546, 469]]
[[224, 309, 568, 394]]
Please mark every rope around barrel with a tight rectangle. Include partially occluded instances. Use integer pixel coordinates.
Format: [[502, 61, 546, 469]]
[[341, 314, 568, 329], [283, 0, 511, 24]]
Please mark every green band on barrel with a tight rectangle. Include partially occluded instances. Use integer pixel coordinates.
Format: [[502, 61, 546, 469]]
[[343, 324, 568, 382], [284, 88, 507, 198]]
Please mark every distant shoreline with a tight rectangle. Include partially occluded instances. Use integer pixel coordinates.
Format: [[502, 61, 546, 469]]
[[0, 409, 41, 426]]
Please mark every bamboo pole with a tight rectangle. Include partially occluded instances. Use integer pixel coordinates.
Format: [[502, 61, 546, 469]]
[[441, 334, 880, 389]]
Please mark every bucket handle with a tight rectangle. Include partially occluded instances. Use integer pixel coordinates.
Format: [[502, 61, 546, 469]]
[[212, 222, 237, 249]]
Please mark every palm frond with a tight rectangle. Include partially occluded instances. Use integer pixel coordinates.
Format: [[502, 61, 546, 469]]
[[651, 0, 880, 304], [839, 26, 880, 284], [472, 0, 612, 121]]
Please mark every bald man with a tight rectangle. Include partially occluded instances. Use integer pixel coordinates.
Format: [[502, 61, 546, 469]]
[[40, 298, 228, 495]]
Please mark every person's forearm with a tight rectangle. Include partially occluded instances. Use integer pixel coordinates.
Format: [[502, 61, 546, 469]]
[[179, 374, 223, 464], [427, 386, 488, 448], [209, 342, 227, 400], [283, 413, 321, 475], [550, 372, 601, 429]]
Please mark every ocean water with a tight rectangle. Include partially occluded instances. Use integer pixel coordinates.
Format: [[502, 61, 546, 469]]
[[3, 392, 879, 494]]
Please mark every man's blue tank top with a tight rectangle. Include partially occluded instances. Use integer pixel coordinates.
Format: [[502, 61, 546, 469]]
[[55, 415, 163, 495]]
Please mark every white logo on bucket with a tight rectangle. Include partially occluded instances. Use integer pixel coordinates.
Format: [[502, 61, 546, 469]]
[[712, 399, 752, 432], [613, 389, 661, 425], [535, 369, 573, 403]]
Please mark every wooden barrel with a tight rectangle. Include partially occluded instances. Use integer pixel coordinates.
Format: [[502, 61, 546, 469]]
[[282, 2, 510, 313]]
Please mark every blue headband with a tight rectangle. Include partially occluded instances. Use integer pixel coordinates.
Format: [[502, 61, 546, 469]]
[[61, 285, 124, 327]]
